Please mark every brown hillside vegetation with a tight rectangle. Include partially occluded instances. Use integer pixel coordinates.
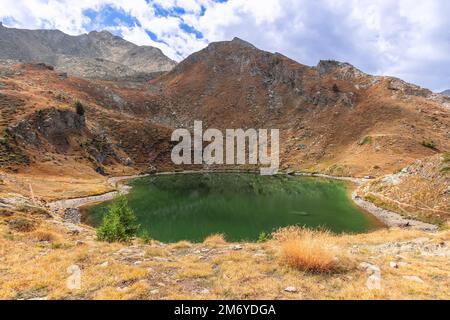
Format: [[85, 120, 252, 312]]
[[0, 39, 449, 202], [148, 38, 450, 176], [361, 153, 450, 224]]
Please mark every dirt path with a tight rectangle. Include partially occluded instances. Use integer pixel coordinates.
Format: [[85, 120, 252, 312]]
[[48, 174, 149, 211]]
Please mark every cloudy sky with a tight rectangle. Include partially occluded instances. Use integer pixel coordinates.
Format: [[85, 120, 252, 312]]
[[1, 0, 449, 91]]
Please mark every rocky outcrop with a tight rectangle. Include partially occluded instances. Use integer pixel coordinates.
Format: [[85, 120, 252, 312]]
[[63, 208, 81, 224], [7, 107, 124, 168], [386, 77, 431, 97], [316, 60, 367, 79], [9, 108, 85, 152]]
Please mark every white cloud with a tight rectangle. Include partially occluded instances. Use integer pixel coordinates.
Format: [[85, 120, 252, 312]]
[[1, 0, 449, 90]]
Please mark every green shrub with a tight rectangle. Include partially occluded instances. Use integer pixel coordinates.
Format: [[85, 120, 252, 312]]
[[138, 231, 152, 244], [257, 231, 271, 243], [0, 136, 9, 147], [97, 196, 139, 243], [421, 138, 436, 149], [73, 100, 85, 116]]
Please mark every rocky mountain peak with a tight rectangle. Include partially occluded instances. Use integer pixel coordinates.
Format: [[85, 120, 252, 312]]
[[0, 25, 176, 80], [440, 89, 450, 97], [230, 37, 256, 48], [88, 30, 113, 37], [203, 37, 258, 54]]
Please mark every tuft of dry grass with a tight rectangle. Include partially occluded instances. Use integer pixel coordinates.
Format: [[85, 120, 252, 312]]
[[29, 229, 59, 242], [144, 247, 168, 258], [170, 240, 192, 249], [177, 258, 214, 279], [274, 227, 341, 273], [203, 233, 227, 247]]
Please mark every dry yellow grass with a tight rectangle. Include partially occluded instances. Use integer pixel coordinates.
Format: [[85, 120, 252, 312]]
[[274, 227, 342, 273], [144, 247, 168, 258], [0, 209, 449, 300], [177, 256, 215, 279], [279, 239, 337, 273], [203, 233, 227, 246], [170, 240, 192, 249], [93, 280, 150, 300], [0, 168, 115, 201], [29, 229, 60, 242]]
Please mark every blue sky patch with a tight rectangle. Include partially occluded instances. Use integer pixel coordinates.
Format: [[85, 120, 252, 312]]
[[180, 23, 203, 39], [83, 5, 139, 29]]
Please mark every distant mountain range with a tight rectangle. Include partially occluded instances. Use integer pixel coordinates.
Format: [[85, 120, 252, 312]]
[[440, 89, 450, 96], [0, 22, 176, 80]]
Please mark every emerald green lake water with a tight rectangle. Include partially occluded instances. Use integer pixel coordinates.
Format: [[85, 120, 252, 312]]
[[86, 173, 380, 242]]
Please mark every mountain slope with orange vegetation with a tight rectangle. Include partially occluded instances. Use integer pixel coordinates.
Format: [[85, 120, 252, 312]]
[[145, 38, 450, 176], [0, 38, 449, 203]]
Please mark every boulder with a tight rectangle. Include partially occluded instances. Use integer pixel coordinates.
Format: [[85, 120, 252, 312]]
[[63, 208, 81, 224]]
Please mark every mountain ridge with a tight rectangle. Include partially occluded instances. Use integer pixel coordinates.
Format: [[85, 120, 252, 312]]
[[0, 32, 449, 193], [0, 23, 176, 80]]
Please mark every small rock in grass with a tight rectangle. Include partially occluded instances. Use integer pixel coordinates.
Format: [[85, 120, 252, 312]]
[[154, 257, 169, 262], [99, 261, 109, 268], [403, 275, 424, 283], [359, 262, 380, 273], [367, 273, 382, 290], [284, 286, 298, 293], [389, 261, 398, 268], [359, 262, 381, 290], [117, 286, 129, 292], [200, 289, 210, 295]]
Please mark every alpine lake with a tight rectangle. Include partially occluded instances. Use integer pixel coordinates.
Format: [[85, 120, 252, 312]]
[[86, 173, 382, 242]]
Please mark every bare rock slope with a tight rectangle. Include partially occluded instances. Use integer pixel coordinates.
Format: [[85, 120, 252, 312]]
[[0, 22, 176, 80], [441, 90, 450, 97]]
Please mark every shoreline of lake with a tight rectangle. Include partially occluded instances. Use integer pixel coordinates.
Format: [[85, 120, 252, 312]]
[[47, 170, 438, 233]]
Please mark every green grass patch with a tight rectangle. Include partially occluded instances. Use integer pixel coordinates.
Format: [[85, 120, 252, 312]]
[[441, 152, 450, 163], [358, 136, 372, 146], [421, 138, 436, 149]]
